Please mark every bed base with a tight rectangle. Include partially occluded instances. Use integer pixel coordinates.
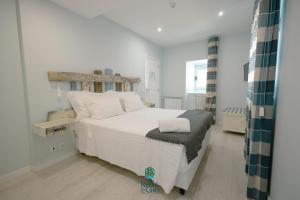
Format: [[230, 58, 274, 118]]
[[76, 125, 212, 196], [174, 128, 211, 194]]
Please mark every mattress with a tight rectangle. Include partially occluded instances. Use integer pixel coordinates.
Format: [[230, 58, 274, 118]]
[[75, 108, 206, 193]]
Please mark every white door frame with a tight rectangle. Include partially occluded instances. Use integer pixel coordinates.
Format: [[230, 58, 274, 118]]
[[145, 56, 161, 107]]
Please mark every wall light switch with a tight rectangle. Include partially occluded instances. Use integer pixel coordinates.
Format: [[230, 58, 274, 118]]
[[259, 106, 265, 117]]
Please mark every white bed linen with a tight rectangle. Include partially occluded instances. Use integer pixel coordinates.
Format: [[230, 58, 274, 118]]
[[76, 108, 196, 193]]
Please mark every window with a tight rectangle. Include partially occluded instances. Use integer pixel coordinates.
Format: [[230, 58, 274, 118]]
[[185, 59, 207, 94]]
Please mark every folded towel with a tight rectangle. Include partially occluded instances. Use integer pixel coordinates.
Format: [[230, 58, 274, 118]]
[[159, 118, 190, 133]]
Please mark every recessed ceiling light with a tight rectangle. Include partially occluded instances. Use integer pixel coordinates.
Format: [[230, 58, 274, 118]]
[[157, 27, 162, 32], [169, 2, 176, 8], [218, 11, 224, 17]]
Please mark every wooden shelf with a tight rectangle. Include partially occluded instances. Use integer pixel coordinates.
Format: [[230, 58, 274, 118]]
[[33, 118, 78, 137], [48, 71, 140, 83]]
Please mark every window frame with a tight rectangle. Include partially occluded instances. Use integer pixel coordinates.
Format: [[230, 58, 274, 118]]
[[185, 59, 208, 94]]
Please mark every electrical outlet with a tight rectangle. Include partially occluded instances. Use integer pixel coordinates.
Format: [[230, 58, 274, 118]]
[[50, 145, 56, 152], [59, 143, 65, 149]]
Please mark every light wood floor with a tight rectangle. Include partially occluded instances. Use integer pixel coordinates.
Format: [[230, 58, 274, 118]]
[[0, 126, 247, 200]]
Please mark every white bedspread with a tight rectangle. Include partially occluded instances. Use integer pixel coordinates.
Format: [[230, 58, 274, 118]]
[[76, 108, 188, 193]]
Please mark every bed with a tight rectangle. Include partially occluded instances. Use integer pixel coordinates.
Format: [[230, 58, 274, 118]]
[[48, 71, 213, 194], [48, 71, 212, 194], [75, 107, 212, 194]]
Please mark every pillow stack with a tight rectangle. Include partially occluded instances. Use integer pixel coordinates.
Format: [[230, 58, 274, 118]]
[[67, 91, 145, 120], [85, 95, 124, 120], [67, 91, 91, 120], [106, 91, 145, 112]]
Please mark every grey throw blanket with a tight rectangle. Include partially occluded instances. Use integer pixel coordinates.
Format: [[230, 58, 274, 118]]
[[146, 110, 214, 164]]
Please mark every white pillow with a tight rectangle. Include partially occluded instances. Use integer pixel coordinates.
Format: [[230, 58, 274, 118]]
[[85, 96, 124, 120], [122, 94, 145, 112], [105, 91, 136, 98], [105, 91, 136, 111], [67, 91, 90, 120]]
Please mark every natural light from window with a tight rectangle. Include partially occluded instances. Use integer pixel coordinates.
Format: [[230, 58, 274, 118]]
[[185, 59, 208, 94]]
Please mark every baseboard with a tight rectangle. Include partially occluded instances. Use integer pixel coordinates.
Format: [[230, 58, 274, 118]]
[[0, 165, 31, 184], [0, 151, 78, 183], [31, 151, 78, 171]]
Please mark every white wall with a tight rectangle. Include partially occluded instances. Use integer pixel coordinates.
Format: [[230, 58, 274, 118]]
[[162, 33, 250, 123], [216, 33, 250, 122], [162, 40, 207, 110], [18, 0, 162, 167], [0, 0, 252, 176], [0, 0, 30, 176], [270, 0, 300, 199]]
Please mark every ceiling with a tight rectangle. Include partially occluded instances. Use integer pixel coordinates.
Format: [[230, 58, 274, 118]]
[[50, 0, 254, 47]]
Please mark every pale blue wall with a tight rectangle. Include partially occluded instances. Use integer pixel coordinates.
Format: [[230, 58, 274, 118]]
[[18, 0, 163, 167], [0, 0, 162, 174], [0, 0, 30, 176], [162, 33, 250, 123]]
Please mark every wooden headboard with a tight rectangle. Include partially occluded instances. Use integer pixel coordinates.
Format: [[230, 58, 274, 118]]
[[48, 71, 141, 92]]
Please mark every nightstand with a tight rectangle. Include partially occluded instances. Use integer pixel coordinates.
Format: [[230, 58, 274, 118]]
[[33, 118, 78, 137]]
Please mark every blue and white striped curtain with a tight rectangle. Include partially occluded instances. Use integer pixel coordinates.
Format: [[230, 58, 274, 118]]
[[205, 36, 219, 114], [245, 0, 281, 199]]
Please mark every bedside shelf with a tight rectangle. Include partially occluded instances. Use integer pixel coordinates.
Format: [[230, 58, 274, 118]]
[[32, 118, 78, 137]]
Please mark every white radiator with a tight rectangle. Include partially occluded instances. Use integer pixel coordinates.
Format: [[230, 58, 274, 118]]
[[194, 94, 206, 111], [164, 96, 183, 110]]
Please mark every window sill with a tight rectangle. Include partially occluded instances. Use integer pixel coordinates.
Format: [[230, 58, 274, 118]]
[[185, 92, 207, 95]]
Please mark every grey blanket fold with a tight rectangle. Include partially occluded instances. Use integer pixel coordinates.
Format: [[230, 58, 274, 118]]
[[146, 110, 214, 164]]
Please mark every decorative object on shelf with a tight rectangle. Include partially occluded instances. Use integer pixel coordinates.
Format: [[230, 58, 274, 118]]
[[32, 118, 78, 137], [105, 68, 113, 91], [115, 73, 122, 92], [94, 70, 103, 93]]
